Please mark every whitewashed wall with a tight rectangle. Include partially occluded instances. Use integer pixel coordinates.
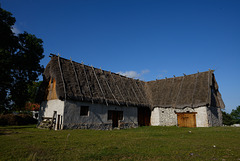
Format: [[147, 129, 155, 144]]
[[63, 100, 138, 130], [151, 106, 209, 127], [38, 99, 64, 130], [151, 107, 177, 126], [194, 106, 209, 127], [39, 100, 65, 118]]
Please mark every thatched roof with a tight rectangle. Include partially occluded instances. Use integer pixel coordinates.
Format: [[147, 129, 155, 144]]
[[38, 55, 149, 108], [147, 71, 225, 109], [37, 55, 225, 110]]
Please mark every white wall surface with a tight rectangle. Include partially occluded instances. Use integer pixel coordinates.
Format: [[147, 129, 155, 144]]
[[39, 100, 65, 118], [194, 106, 209, 127], [39, 100, 65, 130]]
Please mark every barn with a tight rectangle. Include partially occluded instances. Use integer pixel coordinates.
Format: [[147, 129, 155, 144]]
[[37, 55, 224, 130], [37, 54, 151, 130], [148, 71, 225, 127]]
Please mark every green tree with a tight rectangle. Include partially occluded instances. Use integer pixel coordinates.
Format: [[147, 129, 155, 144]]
[[27, 81, 42, 103], [231, 106, 240, 124], [0, 7, 44, 113], [222, 111, 234, 125]]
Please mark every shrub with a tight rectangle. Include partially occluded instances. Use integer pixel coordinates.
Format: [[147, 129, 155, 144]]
[[0, 114, 37, 126]]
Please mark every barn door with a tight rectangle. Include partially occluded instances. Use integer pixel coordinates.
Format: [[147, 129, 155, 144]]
[[176, 113, 196, 127], [110, 111, 123, 128], [138, 107, 151, 126]]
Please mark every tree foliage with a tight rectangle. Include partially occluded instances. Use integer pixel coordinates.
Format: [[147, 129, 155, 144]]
[[222, 111, 234, 125], [231, 106, 240, 124], [222, 106, 240, 125], [0, 7, 44, 113]]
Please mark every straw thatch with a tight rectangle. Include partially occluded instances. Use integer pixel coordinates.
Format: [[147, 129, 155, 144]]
[[37, 55, 225, 110], [37, 55, 149, 108], [147, 71, 225, 109]]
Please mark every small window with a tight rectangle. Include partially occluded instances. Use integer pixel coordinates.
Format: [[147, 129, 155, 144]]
[[80, 106, 89, 116]]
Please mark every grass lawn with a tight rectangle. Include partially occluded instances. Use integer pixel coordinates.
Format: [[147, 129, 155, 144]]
[[0, 125, 240, 160]]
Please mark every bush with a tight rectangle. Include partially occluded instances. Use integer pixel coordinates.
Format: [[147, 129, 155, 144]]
[[0, 114, 37, 126]]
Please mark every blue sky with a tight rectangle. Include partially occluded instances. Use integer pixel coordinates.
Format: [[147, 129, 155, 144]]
[[1, 0, 240, 113]]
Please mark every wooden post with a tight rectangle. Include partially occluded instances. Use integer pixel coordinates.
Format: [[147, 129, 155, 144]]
[[50, 111, 57, 130]]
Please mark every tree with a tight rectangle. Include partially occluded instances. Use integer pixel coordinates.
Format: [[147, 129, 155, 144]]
[[0, 7, 44, 113], [27, 81, 42, 103], [222, 111, 234, 125], [231, 106, 240, 124]]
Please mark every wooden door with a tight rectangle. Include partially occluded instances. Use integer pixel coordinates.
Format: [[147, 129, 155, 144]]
[[112, 111, 118, 128], [111, 111, 123, 128], [177, 113, 196, 127], [138, 107, 151, 126]]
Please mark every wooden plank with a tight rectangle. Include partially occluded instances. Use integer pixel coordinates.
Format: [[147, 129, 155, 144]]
[[177, 113, 196, 127]]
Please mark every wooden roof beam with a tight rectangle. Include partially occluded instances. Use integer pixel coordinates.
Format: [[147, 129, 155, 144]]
[[91, 66, 108, 106], [109, 71, 127, 107], [101, 70, 120, 106], [81, 64, 94, 104], [70, 59, 84, 101], [57, 56, 67, 100]]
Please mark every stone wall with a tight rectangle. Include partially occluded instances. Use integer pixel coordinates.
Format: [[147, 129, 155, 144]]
[[63, 123, 112, 130], [151, 107, 177, 126], [63, 100, 138, 130], [151, 106, 209, 127], [207, 107, 222, 126]]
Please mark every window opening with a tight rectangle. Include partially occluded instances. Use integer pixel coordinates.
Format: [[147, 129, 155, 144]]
[[80, 106, 89, 116]]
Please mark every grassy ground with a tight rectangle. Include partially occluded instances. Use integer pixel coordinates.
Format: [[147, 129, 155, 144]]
[[0, 125, 240, 160]]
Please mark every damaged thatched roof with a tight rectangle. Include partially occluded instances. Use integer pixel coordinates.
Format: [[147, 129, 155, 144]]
[[37, 55, 225, 110], [38, 55, 149, 108]]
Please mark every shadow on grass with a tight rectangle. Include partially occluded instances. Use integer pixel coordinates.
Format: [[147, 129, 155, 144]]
[[0, 129, 18, 135], [0, 124, 37, 130]]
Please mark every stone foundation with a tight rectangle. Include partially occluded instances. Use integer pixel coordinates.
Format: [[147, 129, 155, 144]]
[[119, 121, 138, 129], [63, 121, 138, 130], [63, 123, 112, 130]]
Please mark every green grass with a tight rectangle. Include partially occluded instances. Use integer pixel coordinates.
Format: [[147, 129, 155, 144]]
[[0, 125, 240, 160]]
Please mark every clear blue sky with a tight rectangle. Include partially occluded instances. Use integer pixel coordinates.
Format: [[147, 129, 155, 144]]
[[2, 0, 240, 113]]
